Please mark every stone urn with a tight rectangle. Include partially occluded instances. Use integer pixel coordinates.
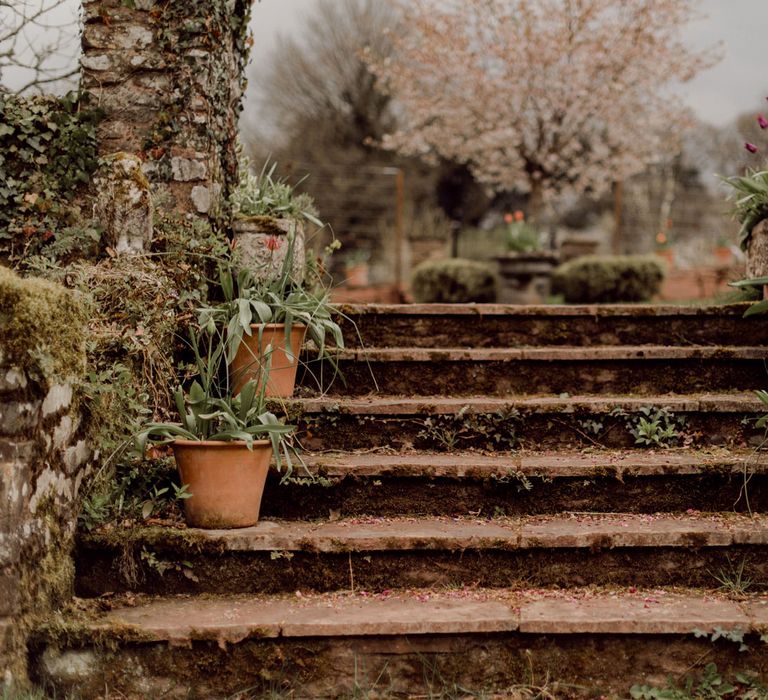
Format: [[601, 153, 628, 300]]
[[746, 219, 768, 298], [494, 252, 559, 304], [233, 216, 306, 284]]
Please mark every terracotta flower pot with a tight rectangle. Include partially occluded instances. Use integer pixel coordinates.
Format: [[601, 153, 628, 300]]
[[172, 440, 271, 529], [230, 323, 307, 397], [345, 263, 370, 288], [655, 248, 675, 269], [714, 246, 732, 265]]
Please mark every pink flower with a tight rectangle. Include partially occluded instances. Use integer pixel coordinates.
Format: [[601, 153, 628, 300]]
[[265, 236, 281, 251], [745, 142, 759, 154], [759, 115, 768, 129]]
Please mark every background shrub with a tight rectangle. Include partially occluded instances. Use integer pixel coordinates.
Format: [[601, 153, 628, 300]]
[[411, 258, 497, 303], [552, 254, 666, 303]]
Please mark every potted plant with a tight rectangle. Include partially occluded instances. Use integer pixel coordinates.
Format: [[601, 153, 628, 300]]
[[137, 326, 296, 529], [714, 236, 734, 265], [230, 151, 322, 285], [494, 211, 558, 304], [344, 249, 371, 287], [654, 229, 675, 269], [199, 246, 345, 398]]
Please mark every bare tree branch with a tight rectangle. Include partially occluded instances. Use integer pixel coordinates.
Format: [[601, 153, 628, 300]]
[[0, 0, 81, 94]]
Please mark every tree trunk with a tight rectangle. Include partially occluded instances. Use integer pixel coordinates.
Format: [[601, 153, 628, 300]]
[[527, 181, 544, 224]]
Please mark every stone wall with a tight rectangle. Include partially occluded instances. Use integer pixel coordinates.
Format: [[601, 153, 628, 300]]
[[80, 0, 252, 224], [0, 268, 89, 689]]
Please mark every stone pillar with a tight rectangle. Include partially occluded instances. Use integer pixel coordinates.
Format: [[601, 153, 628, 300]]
[[80, 0, 253, 224], [0, 269, 88, 690], [747, 220, 768, 297]]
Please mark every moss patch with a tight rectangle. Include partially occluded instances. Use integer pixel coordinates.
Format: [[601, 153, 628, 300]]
[[0, 266, 86, 384]]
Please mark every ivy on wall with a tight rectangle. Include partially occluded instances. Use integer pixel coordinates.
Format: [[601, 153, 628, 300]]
[[0, 93, 103, 266]]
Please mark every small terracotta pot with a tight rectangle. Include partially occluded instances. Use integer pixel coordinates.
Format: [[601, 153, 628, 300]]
[[230, 323, 307, 398], [714, 246, 732, 264], [655, 248, 675, 269], [345, 263, 370, 288], [172, 440, 271, 529]]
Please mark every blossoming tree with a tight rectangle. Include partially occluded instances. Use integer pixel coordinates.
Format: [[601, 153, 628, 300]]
[[366, 0, 718, 217]]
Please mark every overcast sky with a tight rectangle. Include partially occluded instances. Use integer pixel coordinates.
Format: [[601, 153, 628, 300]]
[[248, 0, 768, 128], [4, 0, 768, 127]]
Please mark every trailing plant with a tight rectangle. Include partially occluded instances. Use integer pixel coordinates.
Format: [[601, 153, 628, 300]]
[[0, 92, 102, 267], [231, 150, 322, 226]]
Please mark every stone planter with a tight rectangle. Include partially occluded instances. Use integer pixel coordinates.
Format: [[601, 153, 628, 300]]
[[494, 253, 559, 304], [233, 217, 305, 284], [747, 220, 768, 297]]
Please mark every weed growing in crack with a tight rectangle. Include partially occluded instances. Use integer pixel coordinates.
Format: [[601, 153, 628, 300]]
[[490, 469, 534, 492], [710, 557, 753, 596], [693, 627, 750, 652], [626, 407, 687, 447], [417, 406, 521, 451], [140, 547, 198, 581], [631, 663, 768, 699]]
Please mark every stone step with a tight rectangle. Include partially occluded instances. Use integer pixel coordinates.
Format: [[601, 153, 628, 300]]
[[335, 303, 764, 348], [282, 393, 766, 451], [76, 513, 768, 596], [37, 588, 768, 698], [257, 448, 768, 519], [299, 345, 767, 396]]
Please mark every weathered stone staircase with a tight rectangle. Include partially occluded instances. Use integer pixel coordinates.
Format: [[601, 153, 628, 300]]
[[38, 304, 768, 698]]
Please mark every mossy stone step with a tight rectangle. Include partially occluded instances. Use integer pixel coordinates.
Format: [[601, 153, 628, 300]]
[[37, 588, 768, 699], [298, 345, 767, 396], [76, 513, 768, 596], [279, 393, 766, 451], [256, 448, 768, 519], [335, 303, 765, 349]]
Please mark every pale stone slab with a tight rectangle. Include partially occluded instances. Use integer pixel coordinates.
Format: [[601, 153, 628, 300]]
[[194, 518, 520, 552], [295, 394, 754, 416], [520, 516, 741, 549], [105, 593, 519, 642], [519, 593, 749, 634], [304, 449, 766, 479], [743, 598, 768, 630], [92, 514, 768, 555]]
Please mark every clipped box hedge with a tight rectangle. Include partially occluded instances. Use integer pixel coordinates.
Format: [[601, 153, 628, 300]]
[[552, 255, 666, 304], [411, 258, 498, 303]]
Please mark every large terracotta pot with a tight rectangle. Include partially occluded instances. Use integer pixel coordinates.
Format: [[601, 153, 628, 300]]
[[172, 440, 271, 529], [230, 323, 307, 397]]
